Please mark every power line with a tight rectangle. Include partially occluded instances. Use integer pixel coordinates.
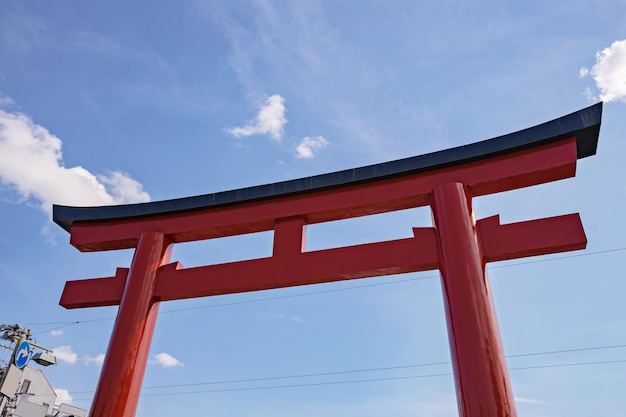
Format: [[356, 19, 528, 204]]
[[64, 343, 626, 395], [142, 343, 626, 390], [31, 321, 81, 336], [510, 359, 626, 371], [507, 343, 626, 358], [143, 359, 626, 397], [62, 358, 626, 402], [488, 247, 626, 270]]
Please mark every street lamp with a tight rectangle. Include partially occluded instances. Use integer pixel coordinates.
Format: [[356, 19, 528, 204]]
[[31, 351, 57, 367]]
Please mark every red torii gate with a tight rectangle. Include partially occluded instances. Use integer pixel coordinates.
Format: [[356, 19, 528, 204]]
[[54, 103, 602, 417]]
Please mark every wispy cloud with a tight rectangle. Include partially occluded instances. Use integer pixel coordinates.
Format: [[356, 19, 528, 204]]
[[0, 9, 47, 55], [580, 39, 626, 103], [515, 397, 546, 405], [261, 312, 304, 323], [296, 136, 329, 159], [227, 94, 287, 141], [50, 329, 63, 337], [151, 352, 184, 368], [0, 95, 15, 108], [52, 345, 78, 365], [84, 353, 105, 366], [0, 106, 150, 216]]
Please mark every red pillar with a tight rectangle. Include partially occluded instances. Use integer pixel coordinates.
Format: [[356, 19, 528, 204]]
[[89, 232, 172, 417], [431, 182, 517, 417]]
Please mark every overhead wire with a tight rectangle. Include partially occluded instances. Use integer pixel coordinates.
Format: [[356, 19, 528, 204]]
[[137, 343, 626, 391], [58, 358, 626, 403], [59, 343, 626, 397]]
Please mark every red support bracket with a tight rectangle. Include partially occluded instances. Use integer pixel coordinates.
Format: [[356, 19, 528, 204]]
[[273, 217, 307, 256]]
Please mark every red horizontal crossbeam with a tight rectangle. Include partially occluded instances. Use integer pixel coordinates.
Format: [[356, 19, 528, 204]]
[[60, 228, 437, 308], [59, 213, 586, 309], [60, 267, 130, 308], [477, 213, 587, 262], [69, 138, 577, 252]]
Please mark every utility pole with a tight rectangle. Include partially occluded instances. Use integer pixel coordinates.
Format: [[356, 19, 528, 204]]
[[0, 324, 57, 417]]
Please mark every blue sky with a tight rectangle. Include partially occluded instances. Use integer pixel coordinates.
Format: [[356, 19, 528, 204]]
[[0, 1, 625, 416]]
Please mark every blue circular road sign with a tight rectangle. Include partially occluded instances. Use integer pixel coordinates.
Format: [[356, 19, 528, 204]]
[[14, 341, 31, 369]]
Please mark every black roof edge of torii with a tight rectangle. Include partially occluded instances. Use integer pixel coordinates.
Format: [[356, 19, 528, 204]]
[[53, 102, 603, 233]]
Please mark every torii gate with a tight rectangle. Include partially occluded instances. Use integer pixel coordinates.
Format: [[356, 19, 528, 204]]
[[54, 103, 602, 417]]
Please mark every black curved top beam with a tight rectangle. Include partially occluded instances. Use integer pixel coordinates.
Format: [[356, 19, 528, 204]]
[[53, 102, 603, 233]]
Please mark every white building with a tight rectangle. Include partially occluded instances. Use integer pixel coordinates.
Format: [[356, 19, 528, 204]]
[[12, 366, 56, 416], [4, 366, 85, 417]]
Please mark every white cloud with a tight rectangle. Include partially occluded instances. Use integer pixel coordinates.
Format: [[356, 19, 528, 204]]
[[151, 352, 184, 368], [54, 388, 73, 405], [0, 109, 150, 217], [97, 171, 150, 204], [50, 329, 63, 336], [227, 94, 287, 141], [580, 39, 626, 103], [296, 135, 329, 159], [84, 353, 105, 366], [52, 345, 78, 365]]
